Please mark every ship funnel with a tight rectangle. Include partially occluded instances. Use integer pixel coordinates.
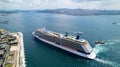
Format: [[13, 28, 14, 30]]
[[65, 32, 68, 37], [75, 32, 83, 40], [76, 35, 80, 40]]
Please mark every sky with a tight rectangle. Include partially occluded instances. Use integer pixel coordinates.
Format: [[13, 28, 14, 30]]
[[0, 0, 120, 10]]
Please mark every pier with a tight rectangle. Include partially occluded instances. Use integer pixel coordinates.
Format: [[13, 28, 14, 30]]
[[17, 32, 26, 67], [0, 30, 26, 67]]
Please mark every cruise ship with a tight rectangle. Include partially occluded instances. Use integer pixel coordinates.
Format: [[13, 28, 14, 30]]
[[33, 28, 96, 59]]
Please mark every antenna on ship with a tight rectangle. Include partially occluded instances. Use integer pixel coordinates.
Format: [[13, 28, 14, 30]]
[[76, 34, 80, 40]]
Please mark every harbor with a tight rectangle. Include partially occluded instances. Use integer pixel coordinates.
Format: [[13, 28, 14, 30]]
[[0, 12, 120, 67], [0, 29, 26, 67]]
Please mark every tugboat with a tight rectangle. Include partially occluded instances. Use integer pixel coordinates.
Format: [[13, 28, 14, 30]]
[[95, 40, 105, 44], [112, 22, 117, 24]]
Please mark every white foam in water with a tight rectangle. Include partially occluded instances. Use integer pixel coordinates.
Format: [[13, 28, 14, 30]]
[[117, 23, 120, 25], [93, 45, 108, 54], [93, 39, 120, 67], [114, 40, 120, 43], [106, 40, 120, 45], [93, 39, 120, 54], [95, 58, 120, 67]]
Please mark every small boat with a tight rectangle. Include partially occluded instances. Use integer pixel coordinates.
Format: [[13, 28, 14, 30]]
[[95, 41, 105, 44], [0, 21, 8, 24], [112, 22, 117, 24]]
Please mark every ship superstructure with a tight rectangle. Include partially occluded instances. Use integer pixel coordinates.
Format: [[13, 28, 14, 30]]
[[33, 28, 96, 59]]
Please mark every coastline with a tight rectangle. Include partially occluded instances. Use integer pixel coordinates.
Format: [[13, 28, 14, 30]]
[[17, 32, 26, 67], [0, 29, 26, 67]]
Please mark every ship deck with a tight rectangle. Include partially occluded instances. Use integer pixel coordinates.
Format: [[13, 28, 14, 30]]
[[36, 29, 88, 45]]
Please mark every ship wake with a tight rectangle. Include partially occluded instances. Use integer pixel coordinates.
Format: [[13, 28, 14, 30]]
[[93, 39, 120, 54], [95, 58, 120, 67], [93, 39, 120, 67]]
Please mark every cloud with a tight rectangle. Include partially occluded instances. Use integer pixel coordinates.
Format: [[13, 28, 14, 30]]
[[0, 0, 120, 10], [10, 0, 23, 2], [72, 0, 102, 2], [1, 0, 23, 3]]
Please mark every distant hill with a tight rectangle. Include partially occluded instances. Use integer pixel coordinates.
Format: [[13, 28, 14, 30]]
[[36, 9, 120, 16], [1, 9, 120, 16]]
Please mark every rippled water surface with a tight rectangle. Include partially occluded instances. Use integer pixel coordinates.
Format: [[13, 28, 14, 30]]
[[0, 12, 120, 67]]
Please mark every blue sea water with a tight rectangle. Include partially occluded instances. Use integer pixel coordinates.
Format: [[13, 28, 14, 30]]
[[0, 12, 120, 67]]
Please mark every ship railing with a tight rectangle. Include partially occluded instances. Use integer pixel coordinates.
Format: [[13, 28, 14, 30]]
[[64, 37, 88, 45], [65, 37, 75, 41]]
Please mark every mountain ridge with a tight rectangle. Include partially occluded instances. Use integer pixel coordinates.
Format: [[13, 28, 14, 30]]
[[1, 8, 120, 16]]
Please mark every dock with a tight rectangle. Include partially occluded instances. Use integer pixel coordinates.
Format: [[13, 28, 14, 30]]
[[0, 29, 26, 67]]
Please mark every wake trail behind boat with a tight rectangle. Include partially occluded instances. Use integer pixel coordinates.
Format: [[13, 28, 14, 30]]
[[93, 39, 120, 67], [93, 39, 120, 54], [94, 58, 120, 67]]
